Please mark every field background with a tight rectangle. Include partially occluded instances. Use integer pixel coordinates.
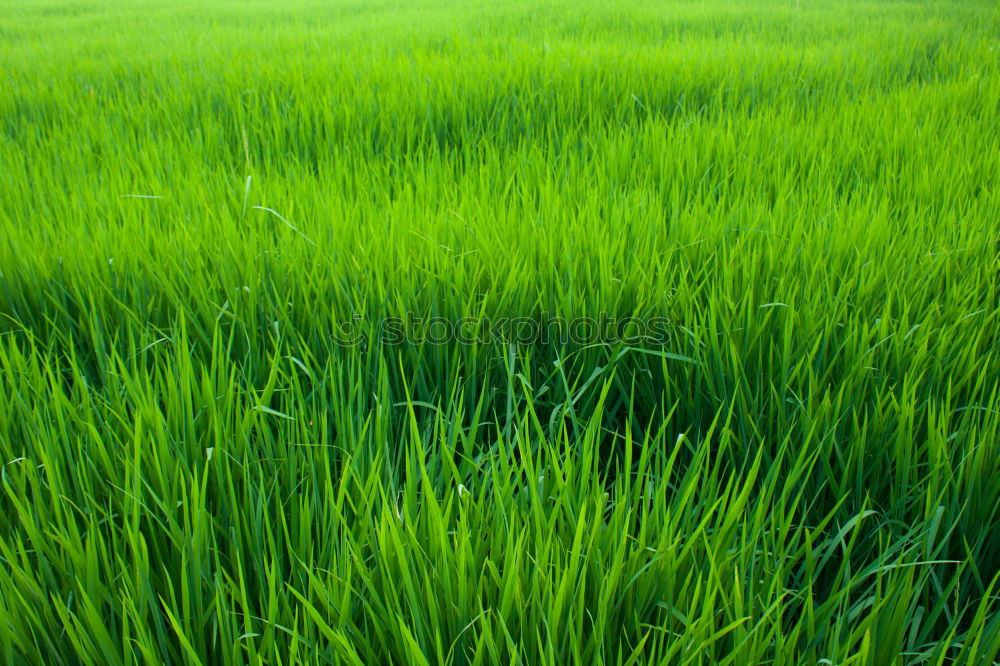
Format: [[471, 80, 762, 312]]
[[1, 0, 999, 663]]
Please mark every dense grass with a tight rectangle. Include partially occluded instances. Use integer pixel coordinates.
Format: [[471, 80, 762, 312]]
[[2, 0, 1000, 663]]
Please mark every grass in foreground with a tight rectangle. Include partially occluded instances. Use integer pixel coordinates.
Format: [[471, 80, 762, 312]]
[[1, 0, 999, 663]]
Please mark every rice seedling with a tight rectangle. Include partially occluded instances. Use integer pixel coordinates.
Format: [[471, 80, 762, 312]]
[[1, 0, 998, 663]]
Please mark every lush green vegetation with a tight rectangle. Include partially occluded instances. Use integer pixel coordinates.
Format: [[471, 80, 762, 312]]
[[1, 0, 999, 663]]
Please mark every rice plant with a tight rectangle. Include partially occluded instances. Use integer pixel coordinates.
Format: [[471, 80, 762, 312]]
[[1, 0, 998, 663]]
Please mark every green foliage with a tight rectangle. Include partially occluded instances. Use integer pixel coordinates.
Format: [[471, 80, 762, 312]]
[[1, 0, 998, 663]]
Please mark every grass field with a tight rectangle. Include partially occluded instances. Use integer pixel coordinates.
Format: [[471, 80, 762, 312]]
[[2, 0, 1000, 663]]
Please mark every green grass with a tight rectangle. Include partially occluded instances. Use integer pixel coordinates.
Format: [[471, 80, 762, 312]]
[[2, 0, 1000, 663]]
